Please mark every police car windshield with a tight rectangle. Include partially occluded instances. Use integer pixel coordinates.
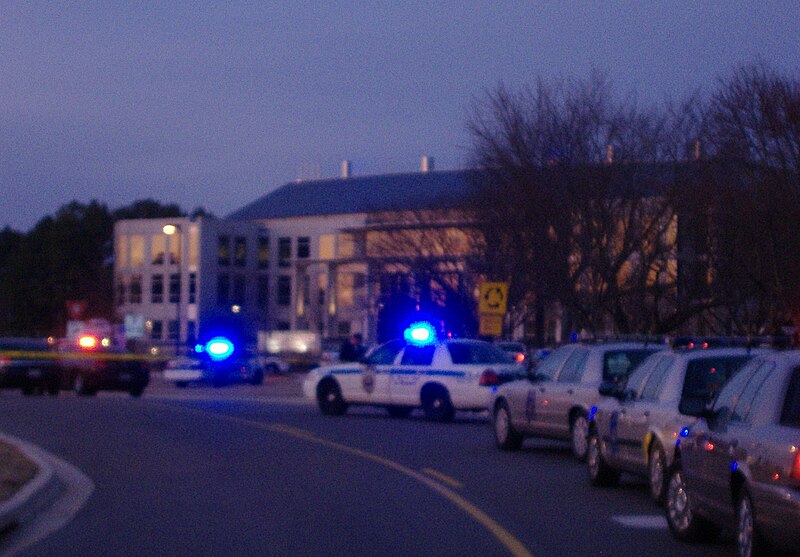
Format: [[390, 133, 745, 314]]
[[602, 349, 658, 381], [448, 342, 509, 365]]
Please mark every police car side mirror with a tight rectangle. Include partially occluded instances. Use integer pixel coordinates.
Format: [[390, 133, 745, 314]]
[[598, 380, 620, 398]]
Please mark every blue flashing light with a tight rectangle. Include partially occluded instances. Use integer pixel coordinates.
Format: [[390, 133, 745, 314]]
[[194, 344, 204, 354], [679, 427, 690, 438], [731, 461, 738, 472], [589, 406, 598, 421], [205, 336, 235, 361], [404, 321, 436, 346]]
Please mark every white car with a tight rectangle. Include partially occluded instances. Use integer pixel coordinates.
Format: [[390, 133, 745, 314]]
[[303, 334, 524, 421], [164, 353, 289, 387]]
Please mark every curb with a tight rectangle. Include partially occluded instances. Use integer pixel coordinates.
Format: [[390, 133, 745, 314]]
[[0, 434, 61, 534]]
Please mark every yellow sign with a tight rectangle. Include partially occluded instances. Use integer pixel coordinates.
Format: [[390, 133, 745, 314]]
[[479, 282, 509, 315], [479, 314, 504, 337]]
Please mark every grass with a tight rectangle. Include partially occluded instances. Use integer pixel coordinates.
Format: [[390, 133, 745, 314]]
[[0, 441, 38, 503]]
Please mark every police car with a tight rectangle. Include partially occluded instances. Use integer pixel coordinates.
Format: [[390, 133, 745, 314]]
[[303, 323, 525, 421]]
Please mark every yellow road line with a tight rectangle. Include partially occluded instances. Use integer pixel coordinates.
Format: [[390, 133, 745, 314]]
[[153, 403, 533, 557], [422, 467, 464, 489]]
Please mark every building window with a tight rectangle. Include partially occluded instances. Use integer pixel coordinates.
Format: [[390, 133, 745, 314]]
[[297, 237, 310, 259], [218, 235, 230, 266], [117, 235, 128, 268], [258, 236, 270, 269], [258, 275, 269, 309], [319, 235, 334, 260], [233, 274, 245, 305], [278, 237, 291, 267], [151, 274, 164, 304], [152, 235, 166, 265], [151, 320, 163, 340], [129, 275, 142, 304], [277, 321, 290, 331], [167, 320, 179, 341], [277, 275, 291, 306], [337, 273, 354, 308], [217, 274, 230, 305], [130, 235, 144, 268], [337, 233, 354, 258], [189, 273, 197, 304], [234, 237, 246, 267], [116, 279, 126, 306], [167, 232, 181, 265], [189, 226, 199, 267], [337, 321, 351, 336], [169, 273, 181, 303], [187, 321, 197, 344]]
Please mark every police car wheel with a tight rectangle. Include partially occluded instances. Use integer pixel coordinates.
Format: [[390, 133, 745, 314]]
[[587, 432, 619, 487], [648, 443, 667, 504], [250, 369, 264, 385], [494, 400, 523, 451], [422, 388, 454, 422], [317, 379, 347, 416]]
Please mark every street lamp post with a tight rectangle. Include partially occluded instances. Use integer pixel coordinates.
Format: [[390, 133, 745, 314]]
[[163, 224, 182, 355]]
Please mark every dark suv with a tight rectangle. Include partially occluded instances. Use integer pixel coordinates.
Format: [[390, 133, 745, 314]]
[[58, 336, 149, 397], [0, 337, 61, 395], [665, 350, 800, 557]]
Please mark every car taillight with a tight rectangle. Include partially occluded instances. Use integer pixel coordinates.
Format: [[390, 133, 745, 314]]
[[792, 450, 800, 481], [0, 355, 8, 369], [479, 369, 500, 386], [515, 353, 525, 363]]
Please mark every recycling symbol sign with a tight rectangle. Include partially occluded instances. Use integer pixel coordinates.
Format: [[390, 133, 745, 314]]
[[479, 282, 508, 315]]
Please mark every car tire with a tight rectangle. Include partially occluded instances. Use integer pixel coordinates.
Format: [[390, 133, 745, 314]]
[[129, 386, 145, 397], [421, 387, 455, 422], [250, 369, 264, 385], [266, 363, 281, 376], [73, 374, 96, 396], [317, 379, 348, 416], [737, 487, 770, 557], [648, 442, 668, 504], [21, 385, 36, 396], [386, 406, 413, 419], [587, 432, 620, 487], [493, 400, 523, 451], [665, 466, 720, 542], [570, 413, 590, 461], [46, 378, 60, 396]]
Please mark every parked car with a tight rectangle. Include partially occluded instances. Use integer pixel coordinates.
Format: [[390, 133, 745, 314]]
[[164, 351, 288, 387], [58, 336, 149, 397], [0, 337, 61, 395], [495, 341, 529, 365], [588, 346, 758, 503], [664, 350, 800, 557], [490, 341, 665, 459], [303, 327, 525, 421]]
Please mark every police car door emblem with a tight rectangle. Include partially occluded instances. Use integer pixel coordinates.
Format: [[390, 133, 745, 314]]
[[362, 366, 376, 394]]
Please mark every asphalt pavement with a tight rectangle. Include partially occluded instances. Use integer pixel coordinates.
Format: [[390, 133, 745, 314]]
[[0, 375, 735, 557]]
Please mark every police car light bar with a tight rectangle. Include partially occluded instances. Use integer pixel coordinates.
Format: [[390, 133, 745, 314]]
[[404, 322, 436, 346], [205, 336, 235, 361]]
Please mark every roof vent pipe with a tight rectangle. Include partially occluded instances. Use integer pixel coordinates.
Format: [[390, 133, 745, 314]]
[[341, 160, 352, 178], [420, 156, 434, 173]]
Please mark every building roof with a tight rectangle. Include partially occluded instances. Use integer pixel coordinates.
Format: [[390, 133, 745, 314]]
[[227, 170, 481, 221]]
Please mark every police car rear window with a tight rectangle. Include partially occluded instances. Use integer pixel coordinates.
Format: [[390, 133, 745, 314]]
[[602, 349, 658, 381], [448, 343, 509, 365], [681, 356, 750, 404]]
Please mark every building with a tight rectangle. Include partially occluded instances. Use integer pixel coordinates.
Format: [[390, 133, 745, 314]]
[[114, 216, 265, 352]]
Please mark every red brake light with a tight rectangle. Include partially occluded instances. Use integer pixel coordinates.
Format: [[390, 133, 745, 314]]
[[792, 451, 800, 481], [515, 353, 525, 363], [78, 336, 98, 349], [479, 369, 500, 386]]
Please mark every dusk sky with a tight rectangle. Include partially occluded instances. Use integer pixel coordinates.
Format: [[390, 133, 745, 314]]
[[2, 2, 798, 232]]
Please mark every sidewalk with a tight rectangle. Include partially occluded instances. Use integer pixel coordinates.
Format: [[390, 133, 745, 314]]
[[0, 434, 60, 536]]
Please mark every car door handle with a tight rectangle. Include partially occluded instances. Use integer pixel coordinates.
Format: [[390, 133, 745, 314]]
[[643, 411, 650, 417], [567, 389, 574, 395]]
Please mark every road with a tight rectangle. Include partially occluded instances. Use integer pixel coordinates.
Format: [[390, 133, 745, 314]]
[[0, 375, 734, 557]]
